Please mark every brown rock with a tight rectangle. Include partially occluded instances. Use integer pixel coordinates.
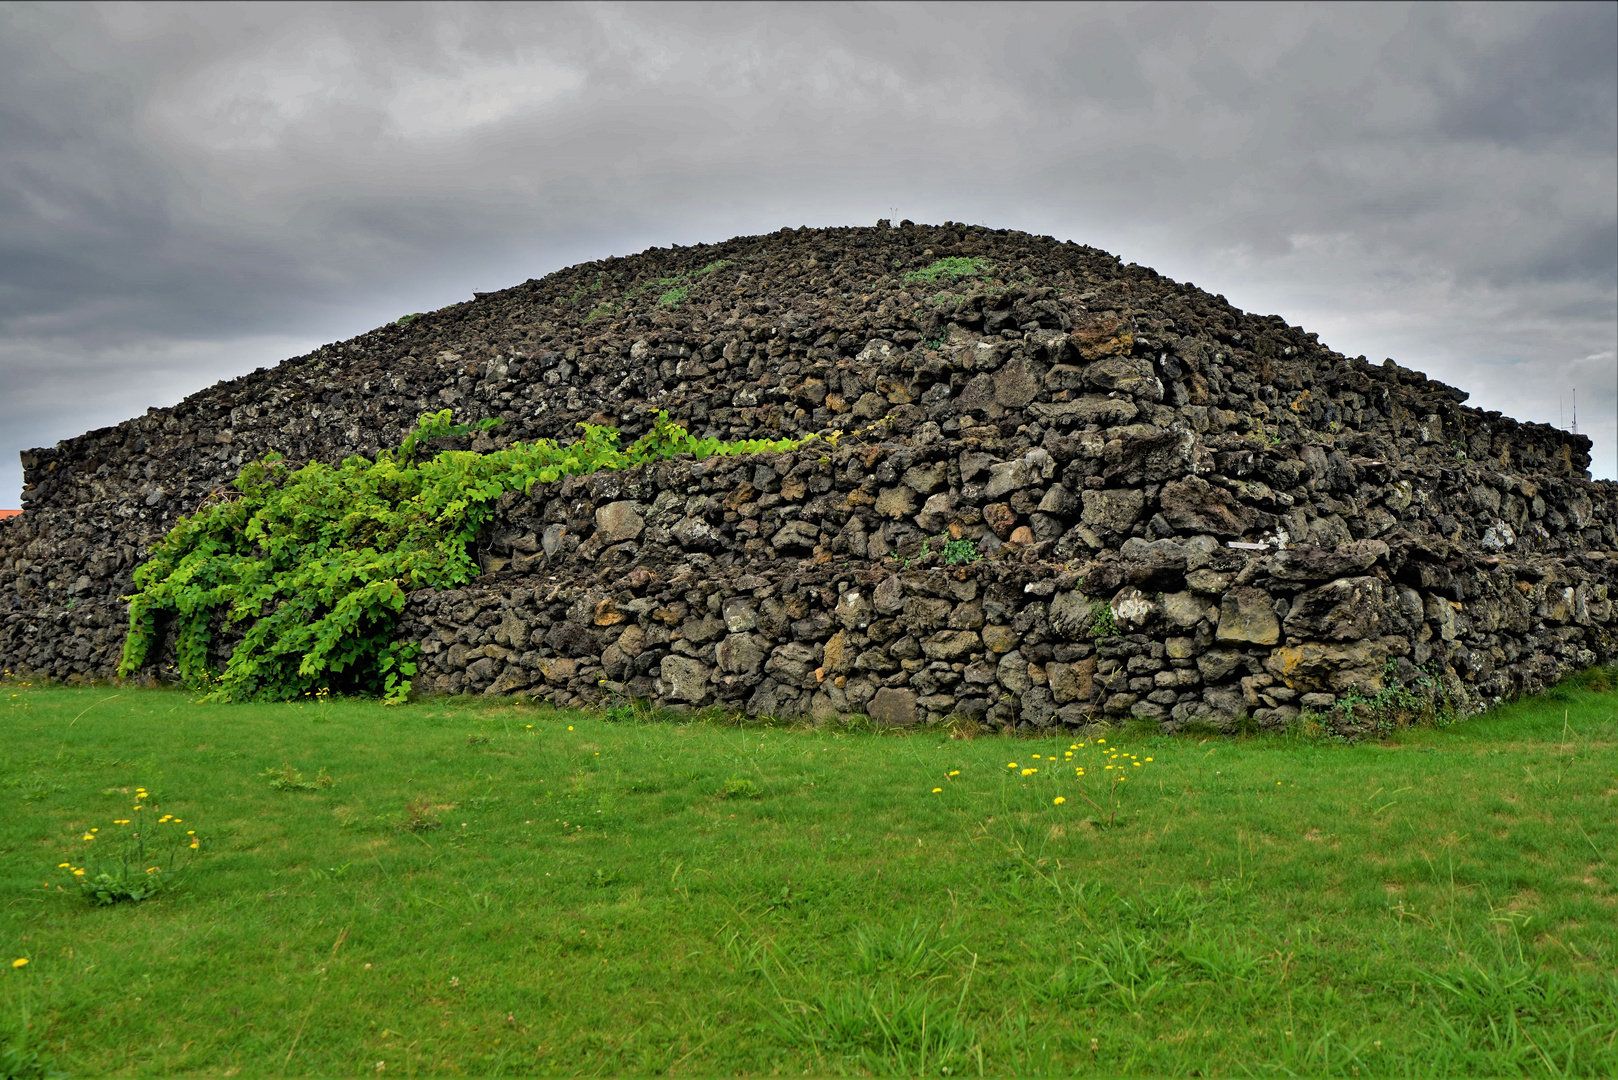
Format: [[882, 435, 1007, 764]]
[[1160, 477, 1258, 537], [1085, 355, 1159, 398], [660, 655, 710, 702], [1265, 640, 1386, 694], [1048, 656, 1097, 704], [867, 687, 919, 726], [1216, 587, 1280, 645], [984, 502, 1017, 539], [1185, 568, 1235, 594], [593, 598, 626, 626], [716, 633, 767, 674], [1071, 318, 1134, 359], [993, 355, 1044, 408], [1029, 396, 1140, 427], [1081, 488, 1146, 539], [821, 629, 854, 674], [1284, 576, 1395, 641], [595, 501, 645, 543], [922, 629, 980, 661], [1160, 590, 1215, 629], [981, 624, 1020, 653], [875, 486, 917, 519], [538, 657, 578, 685]]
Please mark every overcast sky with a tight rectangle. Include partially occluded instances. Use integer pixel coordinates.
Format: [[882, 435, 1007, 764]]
[[2, 1, 1614, 503]]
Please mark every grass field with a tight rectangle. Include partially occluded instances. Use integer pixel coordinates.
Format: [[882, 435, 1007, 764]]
[[2, 672, 1616, 1077]]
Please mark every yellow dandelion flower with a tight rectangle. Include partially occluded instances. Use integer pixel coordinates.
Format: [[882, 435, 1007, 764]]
[[1097, 738, 1106, 744], [1053, 796, 1066, 805], [1145, 757, 1153, 762], [1134, 762, 1141, 767], [190, 841, 200, 849], [146, 867, 159, 874], [11, 958, 26, 969], [1021, 768, 1036, 776], [1070, 744, 1077, 750], [187, 830, 195, 835], [114, 819, 129, 825], [1105, 765, 1114, 770], [1032, 754, 1041, 759], [172, 819, 181, 823], [932, 787, 943, 794], [72, 869, 85, 876], [82, 834, 94, 841], [159, 815, 171, 823], [1007, 763, 1018, 769], [947, 770, 959, 777]]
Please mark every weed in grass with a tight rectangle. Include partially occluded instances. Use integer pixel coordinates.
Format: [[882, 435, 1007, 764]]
[[397, 796, 441, 832], [264, 764, 333, 791], [62, 796, 201, 905], [719, 775, 762, 799]]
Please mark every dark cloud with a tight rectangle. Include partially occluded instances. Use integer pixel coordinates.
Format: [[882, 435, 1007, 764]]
[[2, 0, 1614, 504]]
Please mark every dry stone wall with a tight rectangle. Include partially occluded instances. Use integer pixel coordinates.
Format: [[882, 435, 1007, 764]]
[[2, 221, 1614, 731]]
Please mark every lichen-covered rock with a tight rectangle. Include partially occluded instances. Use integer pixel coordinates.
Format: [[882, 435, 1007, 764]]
[[660, 655, 710, 703]]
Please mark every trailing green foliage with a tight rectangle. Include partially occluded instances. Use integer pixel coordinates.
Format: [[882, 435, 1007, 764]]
[[117, 411, 803, 703], [903, 256, 992, 285]]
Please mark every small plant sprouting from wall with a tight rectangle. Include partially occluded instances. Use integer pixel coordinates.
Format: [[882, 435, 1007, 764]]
[[117, 410, 804, 704], [1087, 600, 1117, 639]]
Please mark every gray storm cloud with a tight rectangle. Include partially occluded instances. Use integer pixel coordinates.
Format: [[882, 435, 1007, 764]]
[[1, 0, 1613, 504]]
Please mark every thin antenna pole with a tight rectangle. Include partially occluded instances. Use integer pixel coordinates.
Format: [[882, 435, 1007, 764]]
[[1571, 389, 1577, 435]]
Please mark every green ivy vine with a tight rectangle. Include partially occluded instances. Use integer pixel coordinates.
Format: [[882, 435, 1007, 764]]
[[117, 410, 803, 703]]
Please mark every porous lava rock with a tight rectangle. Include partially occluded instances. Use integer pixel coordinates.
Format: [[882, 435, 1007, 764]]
[[3, 221, 1614, 733]]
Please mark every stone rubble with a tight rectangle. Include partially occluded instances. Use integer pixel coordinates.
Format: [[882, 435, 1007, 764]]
[[2, 221, 1613, 733]]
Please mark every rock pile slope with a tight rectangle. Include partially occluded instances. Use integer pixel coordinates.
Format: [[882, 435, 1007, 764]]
[[3, 222, 1614, 731]]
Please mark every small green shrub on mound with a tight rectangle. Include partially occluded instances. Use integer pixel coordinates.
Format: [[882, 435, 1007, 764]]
[[117, 410, 802, 703], [903, 256, 992, 284]]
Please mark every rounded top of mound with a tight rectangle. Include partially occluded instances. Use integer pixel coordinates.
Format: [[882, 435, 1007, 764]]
[[19, 221, 1600, 523]]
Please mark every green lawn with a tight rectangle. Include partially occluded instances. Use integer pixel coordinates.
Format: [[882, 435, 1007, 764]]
[[2, 673, 1616, 1077]]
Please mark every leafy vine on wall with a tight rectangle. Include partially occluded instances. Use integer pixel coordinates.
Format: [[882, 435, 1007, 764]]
[[117, 410, 802, 703]]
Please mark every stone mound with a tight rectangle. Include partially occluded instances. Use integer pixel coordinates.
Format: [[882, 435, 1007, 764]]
[[3, 221, 1614, 732]]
